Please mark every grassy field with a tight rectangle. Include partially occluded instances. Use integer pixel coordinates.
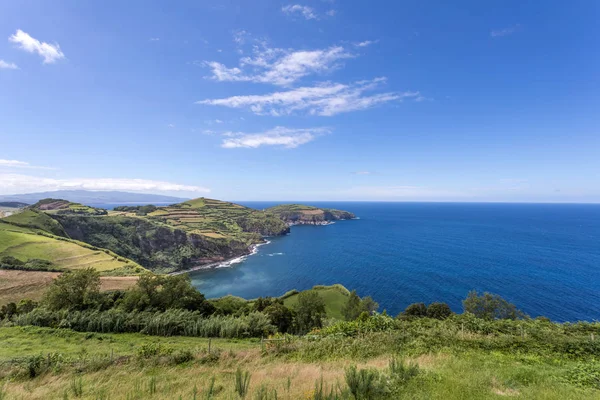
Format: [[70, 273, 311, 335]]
[[0, 270, 138, 305], [282, 285, 350, 320], [0, 325, 598, 399], [0, 228, 135, 272]]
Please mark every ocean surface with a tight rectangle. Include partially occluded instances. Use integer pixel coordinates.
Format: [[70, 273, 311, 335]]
[[185, 202, 600, 322]]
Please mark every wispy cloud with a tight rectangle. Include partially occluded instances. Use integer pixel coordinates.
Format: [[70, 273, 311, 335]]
[[282, 5, 318, 20], [0, 60, 18, 70], [325, 10, 337, 17], [233, 30, 249, 45], [0, 174, 210, 194], [0, 159, 55, 170], [149, 37, 160, 42], [221, 126, 329, 149], [490, 25, 521, 38], [198, 78, 420, 116], [355, 40, 378, 48], [8, 29, 65, 64], [203, 44, 353, 86], [352, 171, 373, 175]]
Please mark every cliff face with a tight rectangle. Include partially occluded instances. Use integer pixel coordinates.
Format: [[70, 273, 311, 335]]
[[54, 215, 252, 273], [266, 205, 356, 226]]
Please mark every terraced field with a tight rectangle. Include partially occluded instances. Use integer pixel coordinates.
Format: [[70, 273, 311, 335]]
[[145, 198, 289, 240], [0, 222, 140, 272]]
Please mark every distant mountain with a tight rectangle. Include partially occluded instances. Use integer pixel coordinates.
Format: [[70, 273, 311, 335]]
[[0, 190, 188, 205]]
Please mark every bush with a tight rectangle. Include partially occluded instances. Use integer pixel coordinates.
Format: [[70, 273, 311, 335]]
[[463, 291, 526, 320], [294, 290, 326, 334], [345, 365, 387, 399], [426, 302, 452, 320], [401, 303, 427, 318], [43, 268, 101, 311]]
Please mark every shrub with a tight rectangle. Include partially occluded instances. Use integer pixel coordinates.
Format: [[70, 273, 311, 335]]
[[43, 268, 101, 311], [463, 291, 526, 320], [426, 302, 452, 320], [401, 303, 427, 318], [294, 290, 326, 334], [345, 365, 387, 399]]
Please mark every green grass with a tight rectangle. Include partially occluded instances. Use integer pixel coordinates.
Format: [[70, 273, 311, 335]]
[[0, 326, 256, 360], [0, 223, 140, 272], [283, 284, 350, 320], [1, 324, 599, 399], [3, 210, 67, 236]]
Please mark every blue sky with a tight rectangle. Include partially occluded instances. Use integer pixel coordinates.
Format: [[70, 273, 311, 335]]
[[0, 0, 598, 202]]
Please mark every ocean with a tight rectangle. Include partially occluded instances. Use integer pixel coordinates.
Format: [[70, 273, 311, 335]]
[[187, 202, 600, 322]]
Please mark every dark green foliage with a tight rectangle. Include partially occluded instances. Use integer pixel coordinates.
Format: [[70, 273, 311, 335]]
[[0, 302, 17, 320], [342, 290, 362, 321], [263, 302, 294, 333], [120, 274, 214, 314], [426, 302, 452, 320], [234, 367, 251, 398], [402, 303, 427, 318], [113, 205, 158, 215], [294, 290, 326, 334], [462, 290, 525, 320], [210, 296, 251, 316], [253, 296, 281, 312], [0, 257, 64, 272], [43, 268, 101, 311], [0, 255, 24, 266], [360, 297, 379, 315]]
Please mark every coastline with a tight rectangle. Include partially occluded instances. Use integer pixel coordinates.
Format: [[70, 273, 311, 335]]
[[169, 240, 271, 276]]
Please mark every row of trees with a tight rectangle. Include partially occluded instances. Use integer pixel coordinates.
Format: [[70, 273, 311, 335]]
[[1, 268, 527, 335]]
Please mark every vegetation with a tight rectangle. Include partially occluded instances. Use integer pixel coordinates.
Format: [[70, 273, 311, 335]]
[[267, 204, 356, 224], [0, 221, 141, 274]]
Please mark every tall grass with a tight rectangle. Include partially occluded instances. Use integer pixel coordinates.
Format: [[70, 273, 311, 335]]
[[234, 367, 251, 399], [14, 309, 275, 339]]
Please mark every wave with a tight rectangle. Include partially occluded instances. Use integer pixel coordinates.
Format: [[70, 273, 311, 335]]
[[267, 252, 284, 257]]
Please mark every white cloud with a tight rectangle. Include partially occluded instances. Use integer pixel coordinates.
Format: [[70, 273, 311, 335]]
[[221, 126, 328, 149], [355, 40, 377, 47], [491, 25, 521, 38], [233, 30, 249, 45], [149, 37, 160, 41], [326, 10, 337, 17], [0, 174, 210, 195], [8, 29, 65, 64], [198, 78, 420, 116], [0, 159, 55, 170], [282, 5, 318, 20], [204, 44, 353, 86], [0, 60, 18, 70], [352, 171, 373, 175]]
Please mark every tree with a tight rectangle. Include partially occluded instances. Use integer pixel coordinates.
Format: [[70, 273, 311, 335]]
[[462, 291, 525, 320], [120, 273, 213, 314], [426, 302, 452, 320], [402, 303, 427, 318], [360, 296, 379, 315], [342, 290, 362, 321], [43, 268, 101, 311], [264, 303, 294, 333], [0, 302, 17, 319], [293, 290, 326, 334]]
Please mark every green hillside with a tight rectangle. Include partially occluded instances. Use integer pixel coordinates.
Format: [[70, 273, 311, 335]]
[[0, 221, 142, 273], [267, 204, 356, 224], [282, 284, 350, 320]]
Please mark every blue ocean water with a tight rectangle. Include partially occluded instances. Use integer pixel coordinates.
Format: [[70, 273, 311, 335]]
[[188, 202, 600, 322]]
